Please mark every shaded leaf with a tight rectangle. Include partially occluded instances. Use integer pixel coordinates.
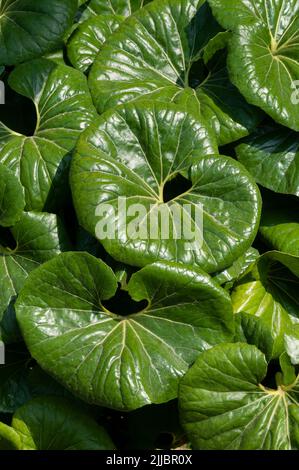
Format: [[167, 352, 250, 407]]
[[0, 212, 70, 343], [0, 163, 25, 227], [0, 397, 114, 450], [232, 251, 299, 358], [0, 58, 96, 211], [236, 125, 299, 197], [0, 0, 77, 65]]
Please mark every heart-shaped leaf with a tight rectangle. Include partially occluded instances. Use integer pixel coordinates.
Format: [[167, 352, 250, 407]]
[[0, 58, 96, 211], [236, 125, 299, 197], [0, 163, 25, 227], [71, 101, 261, 274], [89, 0, 261, 145], [179, 342, 299, 450], [67, 15, 123, 73], [232, 251, 299, 358], [208, 0, 299, 130], [0, 212, 70, 343], [0, 0, 77, 65], [0, 397, 114, 450], [16, 252, 233, 411]]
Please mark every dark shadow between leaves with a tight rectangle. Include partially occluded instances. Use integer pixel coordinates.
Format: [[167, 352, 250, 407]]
[[102, 284, 148, 317]]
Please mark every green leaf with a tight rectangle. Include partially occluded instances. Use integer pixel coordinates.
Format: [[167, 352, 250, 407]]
[[203, 31, 231, 64], [0, 58, 96, 211], [259, 204, 299, 256], [80, 0, 151, 20], [285, 325, 299, 365], [208, 0, 299, 131], [89, 0, 261, 145], [71, 101, 261, 273], [16, 252, 233, 411], [179, 342, 299, 450], [0, 397, 114, 450], [234, 312, 274, 360], [279, 352, 297, 385], [232, 251, 299, 358], [67, 15, 123, 73], [0, 212, 70, 343], [43, 50, 65, 65], [236, 125, 299, 197], [0, 163, 25, 227], [214, 248, 259, 288], [0, 0, 77, 65]]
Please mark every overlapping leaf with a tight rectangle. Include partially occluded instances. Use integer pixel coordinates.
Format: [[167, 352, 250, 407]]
[[259, 204, 299, 256], [208, 0, 299, 130], [0, 163, 24, 227], [180, 343, 299, 450], [16, 252, 233, 410], [0, 0, 77, 65], [0, 58, 96, 211], [89, 0, 261, 145], [68, 15, 123, 72], [214, 248, 259, 288], [232, 251, 299, 358], [236, 125, 299, 197], [0, 212, 70, 343], [179, 343, 299, 450]]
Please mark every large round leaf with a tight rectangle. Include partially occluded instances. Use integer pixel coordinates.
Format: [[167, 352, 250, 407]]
[[0, 397, 114, 450], [71, 101, 261, 274], [0, 58, 96, 211], [68, 15, 123, 73], [89, 0, 261, 145], [208, 0, 299, 131], [0, 0, 77, 66], [236, 125, 299, 197], [232, 251, 299, 358], [179, 343, 299, 450], [0, 163, 25, 227], [16, 252, 233, 411], [0, 212, 70, 343]]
